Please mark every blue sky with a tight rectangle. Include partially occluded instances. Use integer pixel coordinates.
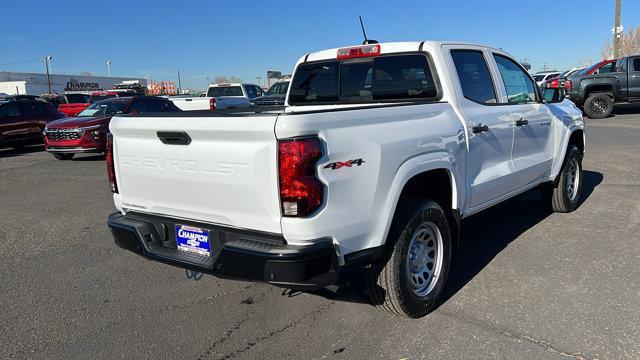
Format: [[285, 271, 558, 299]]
[[2, 0, 639, 90]]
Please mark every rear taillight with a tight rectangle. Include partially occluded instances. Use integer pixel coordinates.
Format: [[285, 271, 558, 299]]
[[337, 44, 381, 60], [278, 137, 324, 217], [209, 97, 216, 110], [564, 80, 572, 91], [106, 133, 118, 193]]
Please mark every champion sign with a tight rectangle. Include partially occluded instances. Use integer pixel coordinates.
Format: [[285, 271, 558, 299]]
[[176, 225, 211, 256]]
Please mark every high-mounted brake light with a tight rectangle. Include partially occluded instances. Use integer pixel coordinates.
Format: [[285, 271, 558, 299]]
[[278, 138, 324, 217], [337, 44, 381, 60], [106, 133, 118, 193], [209, 97, 216, 110]]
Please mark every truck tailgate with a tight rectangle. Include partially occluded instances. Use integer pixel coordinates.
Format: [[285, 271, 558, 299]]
[[109, 114, 282, 234]]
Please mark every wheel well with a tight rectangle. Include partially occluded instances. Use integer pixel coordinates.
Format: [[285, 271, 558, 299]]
[[399, 169, 453, 211], [585, 85, 613, 98], [568, 130, 584, 155], [397, 169, 460, 248]]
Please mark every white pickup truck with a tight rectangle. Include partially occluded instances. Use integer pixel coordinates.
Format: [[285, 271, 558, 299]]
[[106, 41, 585, 318], [168, 83, 264, 111]]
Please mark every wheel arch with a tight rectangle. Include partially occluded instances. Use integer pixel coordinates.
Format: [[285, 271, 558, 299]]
[[376, 154, 462, 252], [550, 127, 585, 183]]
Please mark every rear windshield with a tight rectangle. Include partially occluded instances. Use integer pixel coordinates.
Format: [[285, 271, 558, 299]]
[[66, 94, 90, 103], [207, 86, 243, 97], [288, 54, 438, 105]]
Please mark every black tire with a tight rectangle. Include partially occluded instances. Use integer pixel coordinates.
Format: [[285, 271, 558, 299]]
[[543, 145, 583, 213], [52, 153, 74, 160], [583, 92, 613, 119], [365, 198, 452, 318]]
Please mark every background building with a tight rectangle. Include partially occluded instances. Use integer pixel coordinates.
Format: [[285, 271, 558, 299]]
[[0, 71, 147, 95]]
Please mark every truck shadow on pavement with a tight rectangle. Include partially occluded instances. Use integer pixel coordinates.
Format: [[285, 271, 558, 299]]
[[302, 170, 604, 309]]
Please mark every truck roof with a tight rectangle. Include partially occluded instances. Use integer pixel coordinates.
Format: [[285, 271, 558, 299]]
[[299, 41, 503, 63], [208, 83, 259, 88]]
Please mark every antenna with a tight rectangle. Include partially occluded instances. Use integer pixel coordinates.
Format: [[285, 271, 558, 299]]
[[359, 16, 378, 45]]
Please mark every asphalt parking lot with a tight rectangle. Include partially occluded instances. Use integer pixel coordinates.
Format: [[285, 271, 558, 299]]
[[1, 106, 639, 360]]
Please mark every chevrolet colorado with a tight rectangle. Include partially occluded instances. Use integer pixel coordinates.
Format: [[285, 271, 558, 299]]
[[107, 41, 585, 318]]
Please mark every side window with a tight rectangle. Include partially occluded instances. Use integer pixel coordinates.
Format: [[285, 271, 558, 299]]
[[145, 99, 172, 112], [254, 86, 264, 97], [451, 50, 498, 105], [633, 58, 640, 72], [0, 103, 21, 117], [244, 86, 257, 98], [493, 54, 537, 105], [18, 102, 45, 115], [127, 101, 147, 114]]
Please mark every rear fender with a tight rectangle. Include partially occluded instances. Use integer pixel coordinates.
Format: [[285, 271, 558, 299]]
[[373, 151, 461, 249]]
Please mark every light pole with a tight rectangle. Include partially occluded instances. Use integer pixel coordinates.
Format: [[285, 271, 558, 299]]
[[42, 56, 53, 95], [206, 76, 210, 88], [177, 69, 182, 94], [106, 60, 112, 87]]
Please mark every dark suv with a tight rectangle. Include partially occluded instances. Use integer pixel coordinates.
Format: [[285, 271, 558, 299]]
[[0, 100, 67, 149], [44, 96, 181, 160]]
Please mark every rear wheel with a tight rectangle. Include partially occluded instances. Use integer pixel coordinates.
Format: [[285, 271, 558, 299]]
[[365, 198, 452, 318], [52, 153, 74, 160], [583, 92, 613, 119]]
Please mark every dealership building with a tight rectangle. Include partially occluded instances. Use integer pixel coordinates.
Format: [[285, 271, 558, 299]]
[[0, 71, 147, 96]]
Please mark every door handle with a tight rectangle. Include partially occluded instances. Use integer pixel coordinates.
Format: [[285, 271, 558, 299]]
[[632, 75, 639, 79], [157, 131, 192, 145], [540, 121, 552, 126], [472, 123, 489, 133], [516, 118, 529, 127]]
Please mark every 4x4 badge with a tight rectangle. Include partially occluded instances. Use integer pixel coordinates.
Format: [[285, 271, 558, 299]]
[[324, 158, 365, 170]]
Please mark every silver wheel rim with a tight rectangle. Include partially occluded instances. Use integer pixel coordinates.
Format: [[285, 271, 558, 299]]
[[405, 221, 444, 297], [566, 157, 580, 201]]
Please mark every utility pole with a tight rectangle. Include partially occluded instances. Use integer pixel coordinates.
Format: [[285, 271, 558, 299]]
[[43, 56, 52, 95], [613, 0, 622, 58], [177, 70, 182, 94], [106, 60, 112, 87], [256, 76, 262, 87]]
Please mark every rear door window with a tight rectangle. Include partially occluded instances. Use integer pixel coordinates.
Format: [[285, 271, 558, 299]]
[[289, 54, 438, 105], [451, 50, 497, 105], [632, 58, 640, 72]]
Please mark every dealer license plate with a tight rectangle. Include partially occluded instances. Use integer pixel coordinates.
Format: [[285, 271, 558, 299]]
[[175, 225, 211, 256]]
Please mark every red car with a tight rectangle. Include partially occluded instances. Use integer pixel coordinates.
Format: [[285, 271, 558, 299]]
[[0, 100, 66, 149], [44, 96, 181, 160], [56, 91, 138, 117]]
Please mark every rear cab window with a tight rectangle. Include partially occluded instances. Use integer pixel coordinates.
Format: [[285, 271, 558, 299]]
[[207, 86, 244, 97], [288, 53, 439, 105]]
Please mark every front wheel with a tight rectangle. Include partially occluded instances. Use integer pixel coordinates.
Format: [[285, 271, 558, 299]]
[[583, 92, 613, 119], [365, 199, 452, 318], [543, 145, 583, 213], [52, 153, 74, 160]]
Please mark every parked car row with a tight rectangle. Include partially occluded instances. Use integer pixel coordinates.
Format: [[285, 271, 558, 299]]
[[168, 81, 290, 111], [0, 96, 181, 160]]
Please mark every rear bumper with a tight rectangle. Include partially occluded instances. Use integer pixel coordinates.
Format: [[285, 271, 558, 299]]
[[107, 212, 339, 289]]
